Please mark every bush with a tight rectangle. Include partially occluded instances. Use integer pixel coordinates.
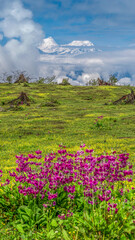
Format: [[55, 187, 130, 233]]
[[36, 77, 45, 84], [60, 78, 70, 85], [86, 79, 98, 86], [23, 82, 29, 87], [109, 74, 118, 85], [44, 97, 60, 107], [6, 75, 13, 84]]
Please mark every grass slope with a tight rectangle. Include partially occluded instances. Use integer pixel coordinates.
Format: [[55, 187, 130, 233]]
[[0, 83, 135, 173], [0, 83, 135, 239]]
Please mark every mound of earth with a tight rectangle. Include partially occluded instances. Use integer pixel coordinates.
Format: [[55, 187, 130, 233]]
[[113, 90, 135, 104], [8, 92, 30, 106]]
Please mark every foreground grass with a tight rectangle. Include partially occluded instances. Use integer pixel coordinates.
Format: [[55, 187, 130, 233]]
[[0, 83, 135, 239]]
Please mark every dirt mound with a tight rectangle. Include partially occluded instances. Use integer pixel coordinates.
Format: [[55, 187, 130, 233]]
[[8, 92, 30, 106], [14, 74, 28, 84], [113, 90, 135, 104]]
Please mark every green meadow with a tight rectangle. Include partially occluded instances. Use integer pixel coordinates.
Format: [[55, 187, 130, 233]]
[[0, 83, 135, 170], [0, 83, 135, 239]]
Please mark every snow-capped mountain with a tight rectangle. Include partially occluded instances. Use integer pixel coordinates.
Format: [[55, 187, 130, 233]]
[[39, 37, 58, 53], [38, 37, 96, 55]]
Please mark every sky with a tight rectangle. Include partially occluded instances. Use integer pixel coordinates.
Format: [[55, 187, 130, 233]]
[[22, 0, 135, 50], [0, 0, 135, 85]]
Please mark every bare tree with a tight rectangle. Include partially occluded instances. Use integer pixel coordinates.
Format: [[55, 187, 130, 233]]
[[37, 75, 56, 84]]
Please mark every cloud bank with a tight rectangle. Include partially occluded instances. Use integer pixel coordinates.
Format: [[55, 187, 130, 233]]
[[0, 0, 44, 77], [39, 38, 135, 86]]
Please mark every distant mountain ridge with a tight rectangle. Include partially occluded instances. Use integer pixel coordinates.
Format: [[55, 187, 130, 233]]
[[39, 37, 97, 55]]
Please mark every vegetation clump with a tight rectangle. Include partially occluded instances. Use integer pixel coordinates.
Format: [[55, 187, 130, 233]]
[[60, 78, 71, 85], [86, 75, 118, 86], [98, 78, 112, 86], [109, 74, 118, 85], [43, 96, 60, 107]]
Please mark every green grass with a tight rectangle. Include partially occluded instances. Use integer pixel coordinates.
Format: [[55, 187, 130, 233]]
[[0, 83, 135, 173]]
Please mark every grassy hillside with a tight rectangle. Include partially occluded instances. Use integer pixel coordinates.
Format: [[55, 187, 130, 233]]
[[0, 83, 135, 172], [0, 83, 135, 239]]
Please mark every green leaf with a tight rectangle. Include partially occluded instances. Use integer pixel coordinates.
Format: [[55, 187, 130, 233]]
[[62, 229, 70, 240], [35, 216, 47, 226], [21, 214, 29, 222], [35, 212, 41, 222], [18, 206, 32, 217], [51, 219, 58, 227], [57, 191, 67, 203], [58, 219, 63, 225], [78, 227, 85, 234], [16, 224, 24, 234], [34, 206, 41, 215], [78, 196, 84, 203], [47, 229, 56, 239], [83, 210, 90, 221], [124, 226, 135, 234]]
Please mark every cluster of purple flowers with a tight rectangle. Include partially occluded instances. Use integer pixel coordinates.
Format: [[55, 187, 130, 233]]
[[64, 185, 75, 193], [0, 170, 10, 186], [58, 210, 73, 220], [0, 170, 2, 179], [94, 115, 103, 124], [0, 145, 133, 216], [107, 202, 118, 214]]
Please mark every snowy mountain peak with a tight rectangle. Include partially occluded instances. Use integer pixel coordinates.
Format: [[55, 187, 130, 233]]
[[66, 40, 94, 47], [39, 37, 58, 52], [39, 37, 96, 55]]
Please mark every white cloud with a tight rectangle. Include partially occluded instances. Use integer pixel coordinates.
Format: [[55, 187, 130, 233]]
[[0, 0, 44, 77], [65, 40, 94, 47], [0, 34, 3, 40], [0, 0, 32, 21], [39, 46, 135, 85], [117, 77, 133, 86], [77, 73, 100, 84]]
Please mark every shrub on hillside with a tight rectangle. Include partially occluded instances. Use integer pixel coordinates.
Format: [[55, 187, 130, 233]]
[[60, 78, 71, 85], [109, 74, 118, 85]]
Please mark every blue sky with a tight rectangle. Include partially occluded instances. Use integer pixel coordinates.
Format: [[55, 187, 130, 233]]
[[22, 0, 135, 50]]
